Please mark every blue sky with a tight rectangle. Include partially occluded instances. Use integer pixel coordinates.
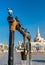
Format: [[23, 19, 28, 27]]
[[0, 0, 45, 44]]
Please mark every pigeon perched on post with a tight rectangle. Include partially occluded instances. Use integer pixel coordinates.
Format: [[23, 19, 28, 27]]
[[7, 8, 13, 16], [7, 8, 14, 23]]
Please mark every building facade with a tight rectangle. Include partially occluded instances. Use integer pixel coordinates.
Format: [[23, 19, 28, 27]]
[[31, 27, 45, 53], [0, 28, 44, 53], [15, 28, 45, 53], [0, 43, 8, 52]]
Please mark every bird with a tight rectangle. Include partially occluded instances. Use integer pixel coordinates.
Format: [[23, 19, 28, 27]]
[[7, 8, 13, 16]]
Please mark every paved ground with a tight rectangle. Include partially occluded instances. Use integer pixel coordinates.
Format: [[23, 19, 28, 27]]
[[0, 52, 45, 65]]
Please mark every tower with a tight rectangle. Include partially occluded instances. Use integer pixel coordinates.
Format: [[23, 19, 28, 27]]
[[34, 27, 42, 42], [36, 27, 40, 37]]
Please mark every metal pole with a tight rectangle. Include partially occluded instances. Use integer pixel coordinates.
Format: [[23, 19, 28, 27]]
[[7, 9, 17, 65], [24, 36, 26, 50], [29, 40, 31, 65], [8, 30, 14, 65]]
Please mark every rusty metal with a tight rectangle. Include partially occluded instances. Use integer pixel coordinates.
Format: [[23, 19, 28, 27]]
[[7, 9, 31, 65], [8, 30, 14, 65], [21, 35, 27, 60], [21, 50, 27, 60], [29, 39, 31, 65], [7, 15, 15, 65]]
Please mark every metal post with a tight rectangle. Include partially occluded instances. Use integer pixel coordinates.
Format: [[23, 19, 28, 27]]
[[8, 30, 14, 65], [21, 36, 27, 65], [21, 35, 27, 60], [7, 8, 17, 65], [29, 40, 31, 65], [24, 36, 26, 50]]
